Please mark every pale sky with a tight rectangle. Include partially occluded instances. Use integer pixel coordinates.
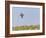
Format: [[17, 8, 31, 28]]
[[12, 7, 40, 27]]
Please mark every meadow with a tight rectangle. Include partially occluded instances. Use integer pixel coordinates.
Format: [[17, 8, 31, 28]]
[[12, 25, 40, 31]]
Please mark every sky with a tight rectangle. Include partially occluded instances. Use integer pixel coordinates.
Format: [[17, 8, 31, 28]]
[[12, 7, 40, 27]]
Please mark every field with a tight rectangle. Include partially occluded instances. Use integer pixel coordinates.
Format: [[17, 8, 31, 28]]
[[12, 25, 40, 31]]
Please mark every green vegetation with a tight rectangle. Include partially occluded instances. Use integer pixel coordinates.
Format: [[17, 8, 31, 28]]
[[12, 25, 40, 31]]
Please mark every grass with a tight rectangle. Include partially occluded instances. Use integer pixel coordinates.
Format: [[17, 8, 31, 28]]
[[12, 25, 40, 31]]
